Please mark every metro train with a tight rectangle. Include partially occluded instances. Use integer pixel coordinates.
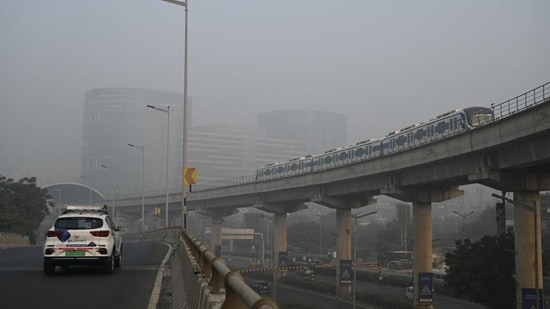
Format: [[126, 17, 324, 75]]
[[255, 107, 495, 181]]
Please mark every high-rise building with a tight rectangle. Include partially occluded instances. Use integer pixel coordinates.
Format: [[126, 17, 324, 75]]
[[257, 110, 347, 155], [80, 88, 185, 196], [188, 125, 305, 183], [81, 90, 347, 195]]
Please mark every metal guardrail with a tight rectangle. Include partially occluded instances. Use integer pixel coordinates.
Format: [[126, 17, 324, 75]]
[[180, 230, 279, 309], [491, 81, 550, 120], [125, 228, 279, 309]]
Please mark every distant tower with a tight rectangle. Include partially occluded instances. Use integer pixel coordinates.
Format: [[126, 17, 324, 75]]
[[188, 124, 305, 182], [80, 88, 185, 196], [257, 110, 347, 155]]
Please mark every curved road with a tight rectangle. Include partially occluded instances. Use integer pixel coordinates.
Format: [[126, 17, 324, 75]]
[[226, 255, 487, 309], [0, 241, 169, 309]]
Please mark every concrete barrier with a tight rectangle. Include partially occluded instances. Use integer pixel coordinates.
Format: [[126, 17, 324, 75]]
[[0, 232, 30, 249]]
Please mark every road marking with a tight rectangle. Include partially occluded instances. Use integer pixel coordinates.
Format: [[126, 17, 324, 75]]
[[147, 242, 173, 309]]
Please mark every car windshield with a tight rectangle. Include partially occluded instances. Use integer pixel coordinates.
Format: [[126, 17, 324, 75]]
[[55, 217, 103, 229]]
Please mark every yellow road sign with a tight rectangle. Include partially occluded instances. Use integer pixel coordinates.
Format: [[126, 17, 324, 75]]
[[183, 167, 197, 185]]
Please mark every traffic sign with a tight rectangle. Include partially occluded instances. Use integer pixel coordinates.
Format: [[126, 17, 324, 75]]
[[183, 167, 197, 185], [340, 259, 352, 284], [418, 273, 433, 303]]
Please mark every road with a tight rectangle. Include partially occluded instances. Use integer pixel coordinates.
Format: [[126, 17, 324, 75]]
[[225, 255, 487, 309], [0, 241, 169, 309]]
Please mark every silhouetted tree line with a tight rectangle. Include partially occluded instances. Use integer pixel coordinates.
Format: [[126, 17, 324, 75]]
[[445, 234, 516, 309], [0, 175, 51, 243]]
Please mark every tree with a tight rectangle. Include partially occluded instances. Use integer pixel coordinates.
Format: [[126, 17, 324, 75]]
[[445, 234, 515, 309], [0, 175, 51, 243]]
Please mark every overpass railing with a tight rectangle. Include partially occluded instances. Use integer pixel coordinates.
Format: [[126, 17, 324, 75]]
[[491, 81, 550, 120], [125, 228, 279, 309]]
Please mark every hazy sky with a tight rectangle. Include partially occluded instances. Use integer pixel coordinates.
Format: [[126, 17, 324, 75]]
[[1, 0, 549, 185]]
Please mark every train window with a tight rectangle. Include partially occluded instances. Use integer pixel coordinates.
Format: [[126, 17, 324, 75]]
[[469, 112, 494, 127]]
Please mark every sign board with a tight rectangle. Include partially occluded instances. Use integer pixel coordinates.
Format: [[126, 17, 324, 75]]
[[340, 259, 352, 284], [522, 288, 544, 309], [220, 228, 254, 240], [278, 251, 288, 267], [183, 167, 197, 185], [418, 272, 433, 303]]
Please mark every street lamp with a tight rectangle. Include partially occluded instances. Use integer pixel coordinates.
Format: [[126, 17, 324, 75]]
[[79, 176, 92, 203], [253, 232, 265, 269], [101, 164, 118, 221], [352, 210, 377, 309], [128, 144, 145, 233], [54, 189, 62, 215], [453, 210, 474, 240], [317, 213, 322, 257], [261, 213, 276, 300], [146, 104, 170, 228], [161, 0, 189, 228]]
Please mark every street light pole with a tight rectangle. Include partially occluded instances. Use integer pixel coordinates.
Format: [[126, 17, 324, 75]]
[[453, 210, 474, 240], [261, 214, 276, 299], [146, 104, 170, 228], [253, 232, 265, 268], [161, 0, 189, 228], [54, 189, 62, 214], [79, 176, 92, 203], [317, 213, 322, 257], [101, 164, 117, 221], [352, 210, 377, 309], [128, 144, 145, 233]]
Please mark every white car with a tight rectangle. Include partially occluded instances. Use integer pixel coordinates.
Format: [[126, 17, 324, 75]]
[[43, 205, 123, 275], [404, 286, 414, 301]]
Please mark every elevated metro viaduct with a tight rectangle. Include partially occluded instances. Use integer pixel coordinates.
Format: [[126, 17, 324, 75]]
[[185, 96, 550, 308], [111, 87, 550, 308]]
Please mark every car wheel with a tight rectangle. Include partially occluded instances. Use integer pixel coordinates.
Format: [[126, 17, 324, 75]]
[[43, 259, 56, 275], [103, 254, 114, 274]]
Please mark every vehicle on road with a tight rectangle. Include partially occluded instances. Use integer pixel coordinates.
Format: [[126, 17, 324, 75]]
[[404, 286, 414, 301], [303, 265, 313, 275], [42, 205, 123, 275], [247, 280, 270, 295]]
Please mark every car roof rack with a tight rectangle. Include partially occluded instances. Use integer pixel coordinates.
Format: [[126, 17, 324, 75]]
[[62, 204, 109, 214]]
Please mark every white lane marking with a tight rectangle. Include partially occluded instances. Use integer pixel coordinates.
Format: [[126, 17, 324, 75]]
[[147, 242, 173, 309]]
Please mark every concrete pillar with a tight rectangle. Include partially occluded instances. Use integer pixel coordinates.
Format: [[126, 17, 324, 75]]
[[513, 191, 543, 309], [273, 213, 288, 271], [413, 201, 433, 309], [335, 209, 352, 296], [211, 217, 223, 257]]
